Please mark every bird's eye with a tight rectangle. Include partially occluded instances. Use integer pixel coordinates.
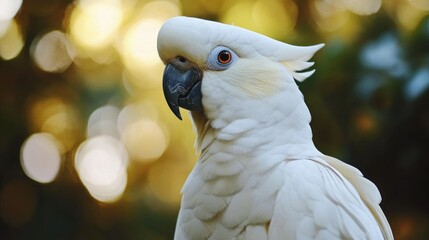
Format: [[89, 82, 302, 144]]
[[206, 46, 238, 71], [217, 50, 232, 64]]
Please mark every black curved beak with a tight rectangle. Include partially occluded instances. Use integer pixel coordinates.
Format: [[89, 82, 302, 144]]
[[162, 61, 203, 120]]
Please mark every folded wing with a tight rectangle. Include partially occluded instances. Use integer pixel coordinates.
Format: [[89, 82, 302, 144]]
[[268, 157, 390, 239]]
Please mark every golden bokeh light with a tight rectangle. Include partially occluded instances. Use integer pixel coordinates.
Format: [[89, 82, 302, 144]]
[[343, 0, 381, 15], [122, 119, 168, 163], [0, 20, 10, 37], [122, 63, 165, 90], [221, 0, 297, 40], [117, 101, 159, 133], [121, 19, 163, 67], [20, 133, 62, 184], [408, 0, 429, 10], [395, 1, 429, 31], [75, 135, 128, 203], [69, 1, 123, 50], [117, 102, 169, 163], [87, 105, 120, 138], [312, 0, 349, 31], [0, 0, 22, 22], [311, 0, 386, 39], [119, 18, 165, 89], [0, 19, 24, 60], [29, 96, 80, 152], [31, 30, 73, 73], [311, 0, 362, 41], [222, 1, 257, 30], [73, 61, 122, 90], [139, 0, 182, 20]]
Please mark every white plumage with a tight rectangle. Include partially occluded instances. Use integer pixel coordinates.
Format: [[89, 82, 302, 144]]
[[157, 16, 393, 240]]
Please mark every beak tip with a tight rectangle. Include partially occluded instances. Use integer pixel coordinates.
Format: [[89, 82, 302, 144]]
[[167, 102, 183, 120], [174, 110, 183, 120]]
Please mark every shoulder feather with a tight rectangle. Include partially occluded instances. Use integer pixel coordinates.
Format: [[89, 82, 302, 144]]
[[321, 155, 394, 240]]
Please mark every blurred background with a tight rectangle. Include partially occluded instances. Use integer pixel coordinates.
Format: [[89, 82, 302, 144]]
[[0, 0, 428, 239]]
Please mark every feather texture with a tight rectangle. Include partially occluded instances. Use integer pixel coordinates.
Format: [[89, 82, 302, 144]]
[[321, 155, 394, 240], [157, 17, 393, 240]]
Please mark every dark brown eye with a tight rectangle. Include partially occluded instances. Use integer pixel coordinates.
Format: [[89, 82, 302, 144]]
[[206, 46, 237, 70], [217, 50, 232, 64]]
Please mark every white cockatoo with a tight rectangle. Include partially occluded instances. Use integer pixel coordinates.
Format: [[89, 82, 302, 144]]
[[157, 16, 393, 240]]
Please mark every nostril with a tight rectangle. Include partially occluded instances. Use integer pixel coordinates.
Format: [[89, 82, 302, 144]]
[[178, 56, 186, 63]]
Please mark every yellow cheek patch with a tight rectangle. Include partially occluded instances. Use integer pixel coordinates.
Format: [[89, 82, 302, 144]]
[[225, 58, 287, 98]]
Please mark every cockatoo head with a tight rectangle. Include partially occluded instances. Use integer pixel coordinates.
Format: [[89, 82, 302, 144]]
[[158, 16, 323, 123]]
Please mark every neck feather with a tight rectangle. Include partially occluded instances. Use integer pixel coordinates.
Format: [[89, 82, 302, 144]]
[[190, 99, 320, 159]]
